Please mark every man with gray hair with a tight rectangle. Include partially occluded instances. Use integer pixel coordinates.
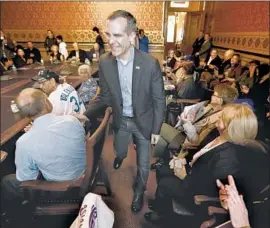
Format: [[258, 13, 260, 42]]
[[1, 88, 86, 216], [85, 10, 166, 213]]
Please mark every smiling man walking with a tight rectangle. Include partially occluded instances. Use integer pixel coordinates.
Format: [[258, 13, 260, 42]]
[[85, 10, 165, 213]]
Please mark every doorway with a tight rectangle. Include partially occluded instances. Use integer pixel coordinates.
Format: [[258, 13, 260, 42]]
[[165, 12, 187, 57], [164, 11, 205, 57]]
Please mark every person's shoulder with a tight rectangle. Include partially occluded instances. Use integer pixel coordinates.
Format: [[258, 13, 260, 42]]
[[215, 142, 239, 156], [99, 52, 115, 65], [16, 130, 34, 149], [135, 49, 157, 64], [54, 114, 83, 128], [56, 83, 75, 93]]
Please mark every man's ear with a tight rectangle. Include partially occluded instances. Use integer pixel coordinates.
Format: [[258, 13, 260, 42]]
[[45, 98, 53, 112], [128, 31, 136, 42]]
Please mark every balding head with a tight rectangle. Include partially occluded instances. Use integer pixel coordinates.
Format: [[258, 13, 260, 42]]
[[16, 88, 52, 119]]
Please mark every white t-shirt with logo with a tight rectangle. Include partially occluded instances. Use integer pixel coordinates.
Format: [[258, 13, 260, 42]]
[[49, 83, 86, 116]]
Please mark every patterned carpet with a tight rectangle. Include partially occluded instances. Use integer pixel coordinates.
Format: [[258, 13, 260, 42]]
[[101, 135, 159, 228]]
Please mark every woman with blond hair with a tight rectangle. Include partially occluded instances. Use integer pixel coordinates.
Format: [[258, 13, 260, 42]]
[[144, 104, 269, 227]]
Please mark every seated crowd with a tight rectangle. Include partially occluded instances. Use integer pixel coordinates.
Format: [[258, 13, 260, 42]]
[[0, 27, 269, 228], [0, 29, 104, 72], [145, 31, 269, 227]]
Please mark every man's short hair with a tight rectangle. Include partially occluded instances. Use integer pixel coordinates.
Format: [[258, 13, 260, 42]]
[[92, 26, 100, 34], [214, 84, 239, 104], [182, 62, 195, 75], [107, 10, 137, 33], [16, 88, 48, 118]]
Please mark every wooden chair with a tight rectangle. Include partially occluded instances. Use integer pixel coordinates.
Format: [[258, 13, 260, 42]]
[[19, 107, 112, 217]]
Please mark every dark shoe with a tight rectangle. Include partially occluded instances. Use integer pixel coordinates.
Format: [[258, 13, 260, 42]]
[[144, 212, 162, 223], [131, 194, 144, 213], [150, 159, 164, 170], [113, 157, 123, 169]]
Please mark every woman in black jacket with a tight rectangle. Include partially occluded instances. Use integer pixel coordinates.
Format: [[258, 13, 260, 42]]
[[144, 103, 269, 227], [13, 48, 27, 68]]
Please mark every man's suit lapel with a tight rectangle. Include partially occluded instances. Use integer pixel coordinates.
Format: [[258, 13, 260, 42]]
[[132, 49, 143, 108]]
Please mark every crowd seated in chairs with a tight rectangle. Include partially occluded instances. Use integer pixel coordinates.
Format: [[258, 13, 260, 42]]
[[145, 103, 269, 228], [152, 84, 239, 170], [151, 36, 269, 227]]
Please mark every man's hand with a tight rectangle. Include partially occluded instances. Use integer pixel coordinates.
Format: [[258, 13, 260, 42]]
[[24, 123, 32, 132], [27, 59, 33, 64], [208, 64, 215, 69], [195, 52, 199, 56], [72, 113, 89, 126], [151, 134, 160, 145]]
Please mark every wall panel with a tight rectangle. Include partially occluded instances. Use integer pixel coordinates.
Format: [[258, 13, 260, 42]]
[[204, 1, 269, 55], [1, 1, 164, 44]]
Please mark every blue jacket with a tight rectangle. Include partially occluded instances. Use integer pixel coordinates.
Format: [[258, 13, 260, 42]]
[[139, 36, 149, 53]]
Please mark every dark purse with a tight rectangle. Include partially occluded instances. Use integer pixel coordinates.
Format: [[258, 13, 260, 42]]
[[166, 102, 183, 126]]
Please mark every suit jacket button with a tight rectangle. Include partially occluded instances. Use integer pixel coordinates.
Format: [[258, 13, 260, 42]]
[[120, 104, 123, 107]]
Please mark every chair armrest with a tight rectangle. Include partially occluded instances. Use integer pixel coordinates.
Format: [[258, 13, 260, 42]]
[[194, 195, 219, 205], [176, 99, 200, 104], [208, 206, 228, 216]]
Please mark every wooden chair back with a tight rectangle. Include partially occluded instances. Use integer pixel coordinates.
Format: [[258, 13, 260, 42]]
[[80, 107, 112, 197]]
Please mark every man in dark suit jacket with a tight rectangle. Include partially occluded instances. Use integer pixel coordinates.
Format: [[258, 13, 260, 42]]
[[24, 41, 41, 63], [195, 33, 212, 60], [192, 31, 204, 55], [85, 10, 166, 213], [67, 42, 88, 63], [86, 43, 105, 62]]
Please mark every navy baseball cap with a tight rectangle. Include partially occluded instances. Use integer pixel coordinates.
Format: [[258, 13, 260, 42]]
[[32, 69, 59, 83]]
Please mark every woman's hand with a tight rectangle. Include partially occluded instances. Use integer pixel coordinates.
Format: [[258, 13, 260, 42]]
[[217, 175, 250, 228], [174, 166, 187, 180], [241, 85, 249, 94], [227, 185, 250, 228]]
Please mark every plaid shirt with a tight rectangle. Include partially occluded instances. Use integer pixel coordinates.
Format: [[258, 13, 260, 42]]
[[77, 78, 98, 109]]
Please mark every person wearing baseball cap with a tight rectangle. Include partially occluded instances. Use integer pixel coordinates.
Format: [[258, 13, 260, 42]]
[[32, 69, 85, 115]]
